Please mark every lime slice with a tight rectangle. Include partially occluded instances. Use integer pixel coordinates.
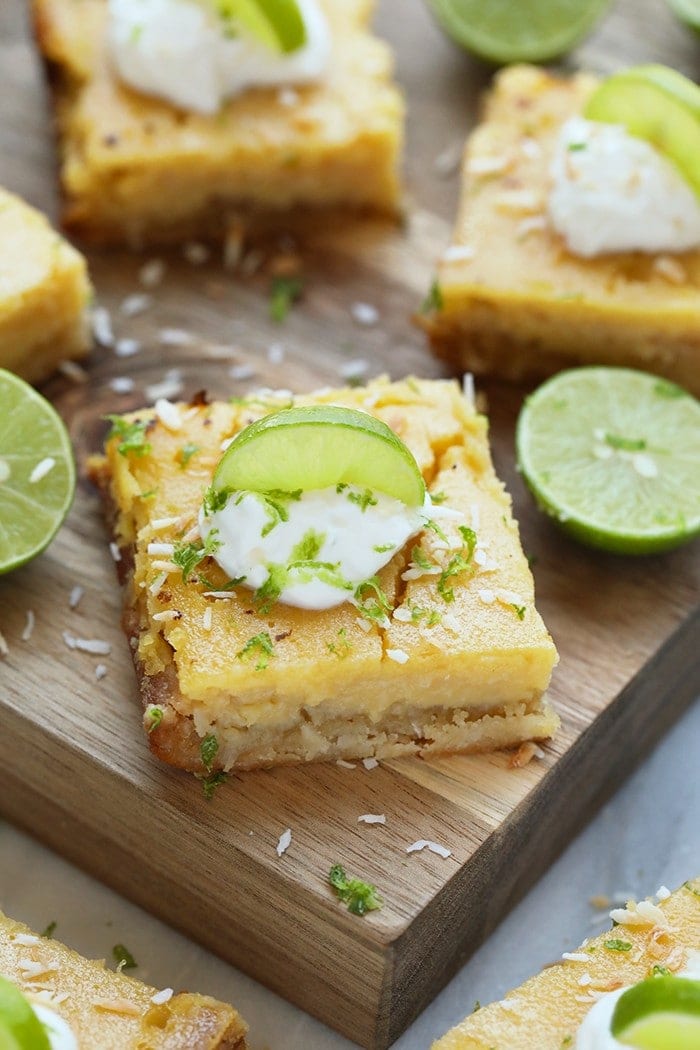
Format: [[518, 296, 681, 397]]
[[426, 0, 610, 63], [0, 977, 50, 1050], [666, 0, 700, 32], [216, 0, 306, 52], [213, 405, 426, 507], [515, 367, 700, 555], [584, 65, 700, 197], [612, 976, 700, 1049], [0, 369, 76, 574]]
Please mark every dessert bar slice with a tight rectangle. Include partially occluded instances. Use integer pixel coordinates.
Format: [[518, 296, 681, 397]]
[[32, 0, 403, 247], [0, 187, 90, 385], [90, 376, 558, 774], [423, 65, 700, 396], [433, 879, 700, 1050], [0, 908, 248, 1049]]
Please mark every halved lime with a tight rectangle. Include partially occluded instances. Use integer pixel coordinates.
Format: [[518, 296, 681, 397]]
[[584, 65, 700, 197], [426, 0, 610, 64], [215, 0, 306, 52], [516, 367, 700, 555], [612, 976, 700, 1049], [213, 405, 426, 506], [0, 369, 76, 575], [666, 0, 700, 33], [0, 977, 50, 1050]]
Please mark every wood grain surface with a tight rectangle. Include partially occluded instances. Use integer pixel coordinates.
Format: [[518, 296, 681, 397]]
[[1, 2, 699, 1048]]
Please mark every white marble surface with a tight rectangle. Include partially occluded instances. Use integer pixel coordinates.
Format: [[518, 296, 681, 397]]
[[1, 696, 698, 1049]]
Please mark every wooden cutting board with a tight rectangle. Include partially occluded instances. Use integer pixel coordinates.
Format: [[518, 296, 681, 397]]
[[1, 2, 699, 1047]]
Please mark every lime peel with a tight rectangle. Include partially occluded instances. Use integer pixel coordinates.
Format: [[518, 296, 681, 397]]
[[0, 370, 76, 575], [516, 367, 700, 555], [213, 405, 426, 508], [612, 975, 700, 1049]]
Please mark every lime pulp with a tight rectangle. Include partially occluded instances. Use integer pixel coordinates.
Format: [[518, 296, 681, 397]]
[[213, 405, 426, 507], [584, 65, 700, 197], [426, 0, 610, 64], [612, 976, 700, 1049], [0, 977, 50, 1050], [515, 367, 700, 555], [0, 369, 76, 575]]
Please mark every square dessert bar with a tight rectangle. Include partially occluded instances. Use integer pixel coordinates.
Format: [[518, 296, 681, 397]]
[[424, 64, 700, 396], [0, 909, 248, 1048], [433, 879, 700, 1050], [91, 377, 558, 774], [0, 187, 90, 384], [32, 0, 403, 247]]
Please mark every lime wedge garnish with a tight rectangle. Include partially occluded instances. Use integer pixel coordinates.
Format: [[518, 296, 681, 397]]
[[516, 367, 700, 555], [213, 405, 426, 507], [666, 0, 700, 33], [0, 369, 76, 574], [612, 976, 700, 1049], [584, 65, 700, 197], [216, 0, 307, 52], [426, 0, 610, 63], [0, 977, 50, 1050]]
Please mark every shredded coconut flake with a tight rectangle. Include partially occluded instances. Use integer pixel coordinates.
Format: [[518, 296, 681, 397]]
[[516, 214, 548, 239], [609, 899, 671, 929], [406, 839, 452, 859], [228, 363, 256, 381], [462, 373, 475, 408], [92, 306, 114, 346], [109, 542, 121, 562], [563, 952, 591, 963], [150, 988, 173, 1006], [155, 397, 182, 431], [145, 370, 184, 402], [0, 628, 8, 658], [62, 632, 111, 655], [267, 342, 285, 364], [202, 607, 213, 631], [350, 302, 379, 326], [115, 337, 142, 358], [148, 542, 175, 556], [152, 610, 181, 622], [69, 585, 84, 609], [338, 358, 369, 380], [653, 254, 687, 284], [109, 376, 135, 394], [358, 814, 386, 824], [95, 663, 108, 680], [656, 885, 672, 901], [183, 241, 210, 265], [467, 154, 510, 177], [92, 998, 142, 1017], [120, 292, 152, 317], [18, 959, 56, 979], [276, 828, 292, 856], [20, 609, 36, 642], [495, 189, 543, 214], [355, 616, 371, 633], [336, 759, 356, 769], [362, 757, 379, 770], [13, 933, 41, 946], [29, 458, 56, 484], [58, 360, 88, 383], [442, 244, 476, 264], [139, 258, 166, 287], [150, 517, 180, 531], [386, 648, 409, 664], [434, 140, 462, 177]]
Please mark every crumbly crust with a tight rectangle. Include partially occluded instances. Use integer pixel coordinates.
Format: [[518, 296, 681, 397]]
[[423, 64, 700, 396], [31, 0, 403, 247], [0, 910, 248, 1049]]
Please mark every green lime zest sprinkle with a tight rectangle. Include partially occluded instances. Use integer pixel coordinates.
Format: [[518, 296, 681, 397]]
[[430, 491, 448, 504], [201, 771, 228, 800], [41, 921, 57, 939], [354, 576, 391, 625], [604, 938, 633, 952], [270, 276, 303, 322], [328, 864, 383, 916], [411, 545, 434, 571], [113, 944, 137, 971], [200, 733, 219, 771], [373, 543, 395, 554], [327, 627, 352, 658], [179, 442, 199, 468], [106, 415, 151, 457], [202, 484, 231, 516], [437, 526, 477, 602], [237, 631, 274, 671], [509, 603, 526, 621], [652, 964, 671, 977], [145, 704, 164, 733], [173, 529, 222, 582], [290, 529, 325, 562], [421, 280, 443, 314], [348, 488, 378, 512]]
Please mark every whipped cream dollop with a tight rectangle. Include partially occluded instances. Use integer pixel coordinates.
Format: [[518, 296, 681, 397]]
[[31, 1003, 78, 1050], [107, 0, 331, 114], [199, 485, 434, 611], [548, 117, 700, 257], [575, 950, 700, 1050]]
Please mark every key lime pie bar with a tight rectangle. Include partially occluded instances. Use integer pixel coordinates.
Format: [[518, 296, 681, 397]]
[[0, 908, 248, 1048], [423, 64, 700, 396], [32, 0, 403, 246], [90, 376, 558, 776], [0, 187, 90, 385], [433, 879, 700, 1050]]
